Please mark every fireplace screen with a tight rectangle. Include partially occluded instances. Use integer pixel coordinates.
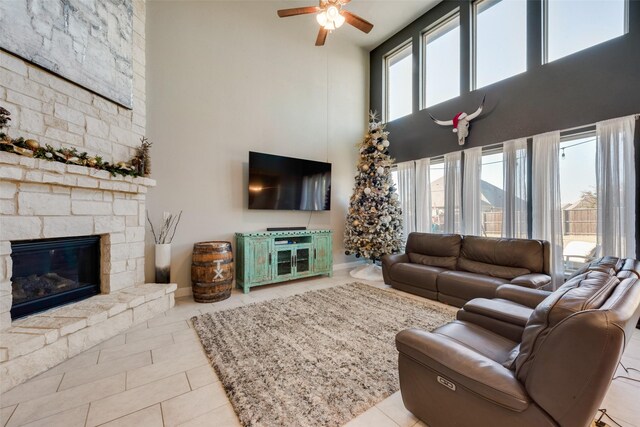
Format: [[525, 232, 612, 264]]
[[10, 236, 101, 319]]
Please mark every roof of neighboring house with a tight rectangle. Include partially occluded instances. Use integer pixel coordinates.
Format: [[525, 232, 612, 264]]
[[429, 176, 507, 209]]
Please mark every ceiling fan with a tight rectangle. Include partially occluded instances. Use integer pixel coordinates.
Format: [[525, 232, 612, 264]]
[[277, 0, 374, 46]]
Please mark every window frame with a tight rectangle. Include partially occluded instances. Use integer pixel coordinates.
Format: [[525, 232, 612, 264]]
[[542, 0, 629, 65], [557, 126, 598, 277], [421, 10, 461, 110], [428, 156, 446, 233], [471, 0, 528, 90], [479, 144, 505, 237], [383, 40, 413, 123]]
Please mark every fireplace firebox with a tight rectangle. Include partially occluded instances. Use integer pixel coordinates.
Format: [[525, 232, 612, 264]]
[[10, 236, 101, 319]]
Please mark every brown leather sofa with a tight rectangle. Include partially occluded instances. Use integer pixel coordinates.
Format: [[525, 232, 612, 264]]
[[395, 256, 640, 427], [382, 233, 551, 307]]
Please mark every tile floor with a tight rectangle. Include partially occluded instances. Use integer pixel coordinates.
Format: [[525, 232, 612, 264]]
[[1, 270, 639, 427]]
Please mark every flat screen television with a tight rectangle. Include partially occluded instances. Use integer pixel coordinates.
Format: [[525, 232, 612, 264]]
[[248, 151, 331, 211]]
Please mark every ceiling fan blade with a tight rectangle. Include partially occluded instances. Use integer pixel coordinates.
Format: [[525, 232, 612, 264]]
[[277, 6, 319, 18], [315, 27, 328, 46], [342, 10, 374, 34]]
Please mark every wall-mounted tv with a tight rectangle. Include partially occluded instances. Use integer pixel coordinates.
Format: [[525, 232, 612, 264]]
[[248, 152, 331, 211]]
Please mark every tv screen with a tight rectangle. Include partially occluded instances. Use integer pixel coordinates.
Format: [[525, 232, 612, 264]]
[[248, 152, 331, 211]]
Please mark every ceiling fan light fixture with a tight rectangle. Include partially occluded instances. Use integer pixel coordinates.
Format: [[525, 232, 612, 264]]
[[276, 1, 374, 46], [316, 11, 327, 26], [326, 5, 339, 20]]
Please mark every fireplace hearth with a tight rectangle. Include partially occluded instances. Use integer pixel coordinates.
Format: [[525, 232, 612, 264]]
[[10, 236, 101, 319]]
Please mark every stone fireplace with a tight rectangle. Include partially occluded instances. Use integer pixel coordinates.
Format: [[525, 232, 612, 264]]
[[0, 151, 154, 328], [0, 151, 176, 392], [10, 235, 101, 319]]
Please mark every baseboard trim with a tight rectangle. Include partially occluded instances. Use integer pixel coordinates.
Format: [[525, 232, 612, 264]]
[[175, 287, 193, 298], [333, 261, 366, 271]]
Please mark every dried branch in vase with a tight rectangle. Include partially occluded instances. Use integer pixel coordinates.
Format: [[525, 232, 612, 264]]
[[147, 211, 183, 244]]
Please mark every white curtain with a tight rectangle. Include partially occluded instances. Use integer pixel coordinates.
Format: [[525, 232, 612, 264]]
[[596, 116, 636, 258], [397, 161, 416, 242], [300, 172, 330, 210], [444, 151, 462, 234], [503, 138, 528, 238], [532, 131, 564, 288], [462, 147, 482, 236], [415, 158, 432, 233]]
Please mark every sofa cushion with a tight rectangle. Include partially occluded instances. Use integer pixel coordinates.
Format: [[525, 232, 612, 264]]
[[515, 271, 620, 381], [405, 233, 462, 258], [457, 257, 531, 280], [389, 263, 444, 292], [437, 271, 509, 301], [510, 273, 551, 289], [433, 320, 518, 364], [408, 253, 457, 270], [460, 236, 545, 273]]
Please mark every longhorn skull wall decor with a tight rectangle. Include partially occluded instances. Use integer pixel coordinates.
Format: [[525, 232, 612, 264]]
[[429, 95, 486, 145]]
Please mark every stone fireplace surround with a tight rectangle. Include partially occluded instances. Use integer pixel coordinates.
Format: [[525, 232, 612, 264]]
[[0, 151, 176, 392]]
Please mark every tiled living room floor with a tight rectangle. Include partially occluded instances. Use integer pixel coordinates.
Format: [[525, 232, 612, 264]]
[[2, 270, 640, 427]]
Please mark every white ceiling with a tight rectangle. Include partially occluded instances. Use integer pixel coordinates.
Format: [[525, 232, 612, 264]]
[[326, 0, 440, 50], [153, 1, 441, 51]]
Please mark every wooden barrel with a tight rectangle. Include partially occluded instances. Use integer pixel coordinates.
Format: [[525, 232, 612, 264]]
[[191, 241, 234, 303]]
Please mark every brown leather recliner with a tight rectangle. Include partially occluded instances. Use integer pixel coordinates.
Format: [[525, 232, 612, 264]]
[[456, 256, 640, 341], [396, 261, 640, 427]]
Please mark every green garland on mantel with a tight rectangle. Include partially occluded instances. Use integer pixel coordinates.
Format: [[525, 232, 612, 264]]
[[0, 106, 151, 178]]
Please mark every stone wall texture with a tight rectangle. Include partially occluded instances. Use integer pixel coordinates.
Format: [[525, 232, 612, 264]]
[[0, 0, 147, 331], [0, 0, 146, 164]]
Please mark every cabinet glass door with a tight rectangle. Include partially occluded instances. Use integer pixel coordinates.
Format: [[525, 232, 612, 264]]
[[276, 249, 293, 277], [296, 248, 310, 274]]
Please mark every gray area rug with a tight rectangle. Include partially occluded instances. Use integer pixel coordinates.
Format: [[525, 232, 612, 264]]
[[191, 282, 456, 427]]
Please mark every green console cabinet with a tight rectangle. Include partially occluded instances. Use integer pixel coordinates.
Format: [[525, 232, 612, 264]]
[[235, 230, 333, 293]]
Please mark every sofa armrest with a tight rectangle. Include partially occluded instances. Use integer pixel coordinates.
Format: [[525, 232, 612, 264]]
[[496, 284, 551, 309], [381, 253, 409, 267], [510, 273, 551, 289], [396, 328, 530, 412], [381, 253, 409, 284]]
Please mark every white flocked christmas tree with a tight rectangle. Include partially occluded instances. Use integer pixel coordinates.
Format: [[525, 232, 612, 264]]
[[344, 112, 403, 279]]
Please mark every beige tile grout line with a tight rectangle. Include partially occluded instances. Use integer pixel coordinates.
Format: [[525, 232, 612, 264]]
[[84, 402, 91, 427], [3, 405, 17, 427]]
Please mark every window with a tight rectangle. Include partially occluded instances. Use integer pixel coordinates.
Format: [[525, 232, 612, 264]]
[[385, 43, 413, 122], [429, 159, 445, 232], [545, 0, 627, 63], [423, 14, 460, 108], [390, 169, 398, 189], [480, 149, 504, 237], [558, 130, 597, 276], [473, 0, 527, 89]]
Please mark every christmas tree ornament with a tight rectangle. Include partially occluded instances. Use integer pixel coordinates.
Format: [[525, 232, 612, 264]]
[[344, 111, 403, 280]]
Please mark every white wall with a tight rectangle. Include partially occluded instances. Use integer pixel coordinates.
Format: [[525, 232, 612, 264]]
[[146, 1, 367, 291]]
